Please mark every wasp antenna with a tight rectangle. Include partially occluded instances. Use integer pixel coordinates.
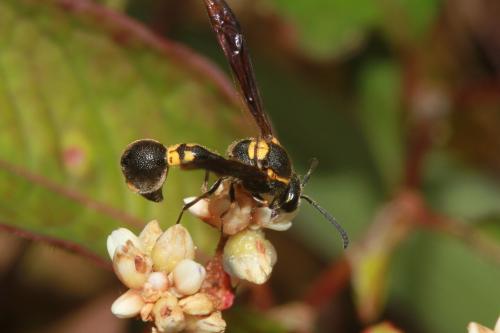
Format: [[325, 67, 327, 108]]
[[301, 158, 319, 188], [300, 194, 349, 249]]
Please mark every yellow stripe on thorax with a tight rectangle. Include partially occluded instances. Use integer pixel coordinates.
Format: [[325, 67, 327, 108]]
[[248, 139, 269, 160]]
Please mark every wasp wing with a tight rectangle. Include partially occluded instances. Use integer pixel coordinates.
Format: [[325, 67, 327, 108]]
[[203, 0, 274, 138]]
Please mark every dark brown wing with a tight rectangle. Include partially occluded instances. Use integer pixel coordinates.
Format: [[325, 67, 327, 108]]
[[203, 0, 274, 139]]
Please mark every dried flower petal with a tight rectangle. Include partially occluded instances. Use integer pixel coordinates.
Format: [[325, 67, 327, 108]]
[[113, 241, 153, 289], [179, 293, 214, 316], [139, 220, 163, 255], [253, 207, 295, 231], [152, 225, 195, 273], [111, 290, 144, 319], [223, 229, 277, 284], [140, 302, 154, 322], [189, 311, 226, 333], [153, 295, 185, 333], [185, 197, 210, 220], [107, 228, 142, 260]]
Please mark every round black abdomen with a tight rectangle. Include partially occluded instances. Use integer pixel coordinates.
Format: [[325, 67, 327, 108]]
[[120, 139, 168, 195]]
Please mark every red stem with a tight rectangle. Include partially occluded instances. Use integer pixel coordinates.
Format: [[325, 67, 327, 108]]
[[302, 258, 350, 308], [0, 223, 111, 270]]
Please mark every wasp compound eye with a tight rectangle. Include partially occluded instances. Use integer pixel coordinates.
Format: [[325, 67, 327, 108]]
[[120, 139, 168, 202]]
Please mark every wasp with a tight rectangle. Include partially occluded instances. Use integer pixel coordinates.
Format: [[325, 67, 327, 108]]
[[120, 0, 349, 248]]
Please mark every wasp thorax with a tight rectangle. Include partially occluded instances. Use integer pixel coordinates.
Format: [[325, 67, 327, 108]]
[[120, 139, 168, 202]]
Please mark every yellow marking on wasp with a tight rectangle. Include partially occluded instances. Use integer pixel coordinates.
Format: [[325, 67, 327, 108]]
[[167, 144, 181, 166], [248, 140, 269, 160], [183, 150, 195, 162], [126, 181, 139, 193], [266, 169, 290, 184], [271, 137, 280, 145]]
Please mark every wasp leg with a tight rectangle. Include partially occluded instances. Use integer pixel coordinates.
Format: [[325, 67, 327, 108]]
[[176, 177, 225, 225], [201, 170, 210, 192]]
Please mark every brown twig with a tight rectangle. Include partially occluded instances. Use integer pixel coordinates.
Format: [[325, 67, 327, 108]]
[[0, 223, 111, 270], [302, 258, 350, 308], [426, 213, 500, 265]]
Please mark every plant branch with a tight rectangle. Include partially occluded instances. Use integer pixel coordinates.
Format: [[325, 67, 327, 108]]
[[0, 158, 143, 228], [0, 223, 111, 270]]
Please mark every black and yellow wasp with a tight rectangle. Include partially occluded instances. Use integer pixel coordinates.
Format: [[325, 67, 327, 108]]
[[120, 0, 349, 248]]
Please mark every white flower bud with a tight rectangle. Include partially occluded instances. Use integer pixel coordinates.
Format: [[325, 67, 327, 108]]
[[113, 241, 152, 289], [107, 228, 142, 260], [179, 293, 214, 316], [152, 224, 195, 273], [184, 197, 210, 220], [142, 272, 169, 303], [111, 290, 144, 319], [172, 259, 206, 296], [139, 220, 163, 255], [153, 295, 185, 333], [468, 323, 493, 333], [223, 229, 277, 284], [190, 311, 226, 333]]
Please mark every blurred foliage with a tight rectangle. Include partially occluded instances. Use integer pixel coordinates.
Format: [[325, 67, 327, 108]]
[[0, 0, 243, 256], [1, 0, 500, 332]]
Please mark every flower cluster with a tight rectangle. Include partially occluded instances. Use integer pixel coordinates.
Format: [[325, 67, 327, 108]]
[[108, 221, 226, 333], [185, 179, 295, 284]]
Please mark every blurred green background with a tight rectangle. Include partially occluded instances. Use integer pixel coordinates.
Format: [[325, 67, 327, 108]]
[[0, 0, 499, 332]]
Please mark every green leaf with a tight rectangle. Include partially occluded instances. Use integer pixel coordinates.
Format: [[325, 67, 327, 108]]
[[225, 306, 287, 333], [358, 60, 403, 192], [381, 0, 442, 44], [293, 172, 380, 258], [0, 0, 243, 257], [267, 0, 380, 59], [424, 152, 500, 221], [389, 230, 500, 333]]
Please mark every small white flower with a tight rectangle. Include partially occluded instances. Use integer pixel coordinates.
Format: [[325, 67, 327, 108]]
[[187, 311, 226, 333], [111, 289, 144, 319], [252, 206, 295, 231], [152, 224, 195, 273], [107, 228, 142, 260], [184, 197, 210, 220], [142, 272, 169, 303], [185, 178, 296, 234], [223, 229, 277, 284], [108, 223, 227, 333], [172, 259, 206, 296], [153, 294, 185, 332], [179, 293, 215, 316], [139, 220, 163, 255], [113, 240, 152, 289]]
